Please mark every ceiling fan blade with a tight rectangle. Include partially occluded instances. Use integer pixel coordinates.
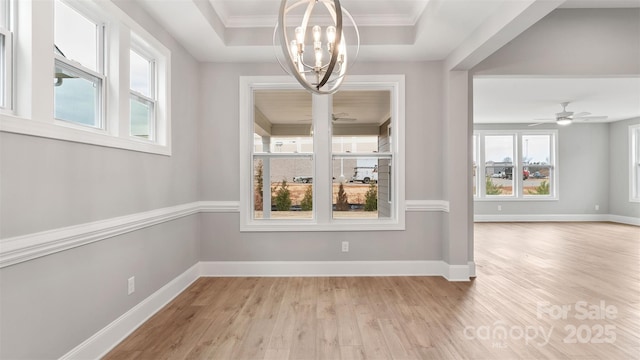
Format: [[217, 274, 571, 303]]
[[574, 115, 608, 121], [572, 112, 591, 118], [533, 118, 555, 121], [528, 122, 545, 127], [333, 118, 357, 122]]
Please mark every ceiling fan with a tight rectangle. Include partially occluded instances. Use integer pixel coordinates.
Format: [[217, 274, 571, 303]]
[[529, 102, 608, 127], [297, 113, 357, 122], [332, 112, 357, 122]]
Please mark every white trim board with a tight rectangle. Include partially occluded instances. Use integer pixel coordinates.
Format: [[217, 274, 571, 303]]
[[199, 260, 474, 280], [1, 199, 448, 268], [474, 214, 639, 225], [0, 202, 201, 268]]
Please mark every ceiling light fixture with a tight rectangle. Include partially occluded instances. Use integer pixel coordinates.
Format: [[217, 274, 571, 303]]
[[275, 0, 359, 95], [556, 118, 572, 126]]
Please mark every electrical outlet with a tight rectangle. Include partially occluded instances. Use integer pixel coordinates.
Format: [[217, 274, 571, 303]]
[[341, 241, 349, 252], [595, 204, 600, 211], [128, 276, 135, 295], [497, 205, 502, 211]]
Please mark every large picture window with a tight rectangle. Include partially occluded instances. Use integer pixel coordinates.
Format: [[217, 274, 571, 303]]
[[474, 130, 557, 200], [240, 76, 405, 231]]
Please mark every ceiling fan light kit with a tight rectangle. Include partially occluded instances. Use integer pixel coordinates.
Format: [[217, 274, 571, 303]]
[[529, 101, 608, 127], [275, 0, 359, 95]]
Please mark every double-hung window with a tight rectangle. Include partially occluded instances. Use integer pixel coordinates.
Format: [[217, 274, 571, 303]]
[[53, 0, 105, 129], [240, 75, 405, 231], [129, 48, 156, 140], [0, 0, 12, 111], [474, 130, 557, 199], [630, 124, 640, 202]]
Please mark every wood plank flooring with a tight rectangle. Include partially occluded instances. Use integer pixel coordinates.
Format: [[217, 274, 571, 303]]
[[105, 222, 640, 359]]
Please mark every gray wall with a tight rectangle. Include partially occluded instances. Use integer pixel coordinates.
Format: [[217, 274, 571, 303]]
[[609, 117, 640, 218], [0, 1, 202, 358], [472, 8, 640, 76], [199, 61, 445, 262], [474, 123, 610, 215]]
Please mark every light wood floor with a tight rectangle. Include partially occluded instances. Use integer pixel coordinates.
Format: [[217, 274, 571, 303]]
[[105, 222, 640, 359]]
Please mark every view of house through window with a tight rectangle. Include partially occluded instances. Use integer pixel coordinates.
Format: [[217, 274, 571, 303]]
[[251, 88, 393, 221], [332, 90, 392, 219], [253, 90, 314, 219]]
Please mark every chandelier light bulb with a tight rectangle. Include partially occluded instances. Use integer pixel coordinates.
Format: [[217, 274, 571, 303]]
[[312, 25, 322, 42], [326, 26, 336, 44], [295, 27, 305, 46]]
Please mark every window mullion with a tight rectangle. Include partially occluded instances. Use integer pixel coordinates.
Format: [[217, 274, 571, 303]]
[[313, 94, 332, 224]]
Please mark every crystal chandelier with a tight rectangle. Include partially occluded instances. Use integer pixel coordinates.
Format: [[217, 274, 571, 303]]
[[275, 0, 359, 95]]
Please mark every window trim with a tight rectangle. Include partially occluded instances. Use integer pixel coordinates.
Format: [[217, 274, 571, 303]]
[[0, 0, 13, 113], [239, 75, 406, 232], [129, 47, 157, 141], [0, 0, 172, 156], [630, 124, 640, 202], [474, 129, 558, 201]]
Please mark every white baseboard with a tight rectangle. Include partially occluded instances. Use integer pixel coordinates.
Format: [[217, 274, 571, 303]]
[[608, 214, 640, 226], [474, 214, 609, 222], [199, 260, 475, 280], [59, 263, 201, 360], [474, 213, 639, 226]]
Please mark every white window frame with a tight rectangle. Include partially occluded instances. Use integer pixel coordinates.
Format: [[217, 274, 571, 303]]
[[474, 129, 558, 201], [0, 0, 13, 113], [129, 45, 157, 141], [630, 124, 640, 202], [53, 0, 105, 129], [239, 75, 406, 232], [0, 0, 171, 155]]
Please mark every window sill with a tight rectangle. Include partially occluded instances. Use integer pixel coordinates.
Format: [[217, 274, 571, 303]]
[[474, 196, 558, 202], [0, 113, 171, 156], [240, 220, 406, 232]]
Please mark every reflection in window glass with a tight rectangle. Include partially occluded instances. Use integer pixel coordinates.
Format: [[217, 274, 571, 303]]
[[130, 50, 151, 97], [54, 0, 98, 71], [484, 135, 514, 196], [130, 97, 153, 139], [54, 62, 101, 127], [253, 157, 313, 219]]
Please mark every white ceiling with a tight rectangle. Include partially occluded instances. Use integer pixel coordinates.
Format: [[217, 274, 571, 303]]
[[134, 0, 640, 125], [474, 77, 640, 124]]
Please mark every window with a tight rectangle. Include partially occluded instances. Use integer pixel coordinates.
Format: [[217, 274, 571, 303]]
[[0, 0, 171, 155], [130, 49, 156, 140], [474, 130, 557, 200], [0, 0, 12, 111], [54, 0, 104, 128], [240, 75, 405, 231], [631, 124, 640, 202]]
